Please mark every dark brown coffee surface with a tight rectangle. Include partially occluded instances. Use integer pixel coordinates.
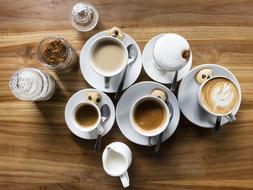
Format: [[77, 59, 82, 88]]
[[134, 100, 166, 131], [75, 104, 98, 127]]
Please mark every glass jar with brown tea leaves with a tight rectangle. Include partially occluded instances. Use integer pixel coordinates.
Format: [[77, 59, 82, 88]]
[[37, 36, 77, 72]]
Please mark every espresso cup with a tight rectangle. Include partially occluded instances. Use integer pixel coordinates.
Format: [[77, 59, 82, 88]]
[[130, 95, 170, 137], [198, 76, 241, 121], [89, 36, 128, 77], [71, 101, 101, 133]]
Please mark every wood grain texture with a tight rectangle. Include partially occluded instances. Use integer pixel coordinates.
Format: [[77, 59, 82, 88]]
[[0, 0, 253, 189]]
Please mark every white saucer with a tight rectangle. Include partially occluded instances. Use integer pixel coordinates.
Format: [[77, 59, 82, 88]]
[[143, 34, 192, 84], [65, 89, 115, 139], [116, 81, 180, 146], [80, 31, 142, 93], [178, 64, 242, 128]]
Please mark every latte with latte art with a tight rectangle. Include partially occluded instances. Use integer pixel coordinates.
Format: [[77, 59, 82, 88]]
[[200, 77, 239, 115]]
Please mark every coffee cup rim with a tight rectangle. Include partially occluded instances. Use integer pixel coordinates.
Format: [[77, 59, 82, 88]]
[[71, 101, 101, 132], [198, 76, 241, 117], [89, 36, 128, 77], [130, 95, 170, 137], [153, 33, 192, 72]]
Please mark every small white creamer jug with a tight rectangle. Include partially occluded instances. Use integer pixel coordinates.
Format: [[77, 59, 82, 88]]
[[102, 142, 132, 188]]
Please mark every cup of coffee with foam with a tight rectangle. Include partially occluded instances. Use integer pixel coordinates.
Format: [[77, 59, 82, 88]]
[[198, 76, 241, 121], [153, 33, 192, 92], [89, 27, 128, 88], [130, 94, 170, 137], [71, 92, 102, 133], [153, 33, 192, 72]]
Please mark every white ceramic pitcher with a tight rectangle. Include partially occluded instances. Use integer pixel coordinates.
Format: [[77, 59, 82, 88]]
[[102, 142, 132, 188]]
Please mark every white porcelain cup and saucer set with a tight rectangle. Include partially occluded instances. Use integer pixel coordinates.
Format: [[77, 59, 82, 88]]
[[80, 26, 142, 93], [65, 88, 115, 140], [143, 33, 193, 89], [178, 64, 242, 131], [117, 81, 180, 147]]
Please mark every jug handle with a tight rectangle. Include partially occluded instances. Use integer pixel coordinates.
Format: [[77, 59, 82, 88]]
[[120, 171, 129, 188]]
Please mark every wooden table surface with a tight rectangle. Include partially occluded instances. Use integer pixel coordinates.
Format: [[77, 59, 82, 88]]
[[0, 0, 253, 189]]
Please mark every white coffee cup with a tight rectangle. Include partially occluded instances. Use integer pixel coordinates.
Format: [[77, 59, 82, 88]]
[[89, 36, 128, 77], [130, 95, 170, 137], [198, 76, 241, 122], [70, 101, 102, 133], [102, 142, 132, 188], [153, 33, 192, 72]]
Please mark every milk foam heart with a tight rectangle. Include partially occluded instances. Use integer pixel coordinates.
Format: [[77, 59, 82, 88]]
[[153, 33, 190, 71]]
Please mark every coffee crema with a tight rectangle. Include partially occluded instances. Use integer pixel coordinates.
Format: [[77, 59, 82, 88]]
[[133, 99, 166, 132], [200, 78, 239, 115], [75, 104, 98, 127], [92, 40, 125, 74]]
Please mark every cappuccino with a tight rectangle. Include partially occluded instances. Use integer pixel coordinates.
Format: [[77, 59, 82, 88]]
[[200, 77, 239, 115]]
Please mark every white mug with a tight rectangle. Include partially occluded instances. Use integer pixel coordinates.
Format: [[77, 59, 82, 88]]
[[89, 36, 128, 77], [130, 95, 170, 137], [198, 76, 241, 122], [102, 142, 132, 188]]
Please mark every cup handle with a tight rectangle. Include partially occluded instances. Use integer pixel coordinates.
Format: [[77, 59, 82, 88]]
[[148, 137, 152, 146], [214, 116, 222, 134], [170, 70, 178, 94], [148, 136, 159, 146], [120, 171, 130, 188], [225, 113, 236, 123], [104, 77, 110, 89]]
